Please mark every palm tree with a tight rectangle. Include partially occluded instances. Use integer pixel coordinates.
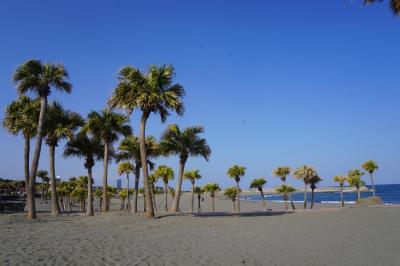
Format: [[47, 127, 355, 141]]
[[149, 173, 159, 213], [108, 64, 185, 218], [13, 59, 72, 219], [273, 166, 295, 210], [309, 175, 322, 209], [362, 160, 379, 197], [333, 175, 347, 207], [94, 187, 103, 212], [118, 189, 128, 210], [45, 102, 83, 215], [159, 124, 211, 213], [118, 161, 134, 211], [364, 0, 400, 16], [63, 131, 104, 216], [224, 187, 240, 212], [275, 185, 296, 210], [203, 183, 221, 213], [250, 178, 267, 210], [184, 170, 202, 213], [348, 169, 365, 201], [36, 170, 49, 203], [85, 110, 131, 212], [71, 176, 89, 212], [294, 165, 317, 209], [227, 165, 246, 213], [118, 135, 158, 213], [3, 96, 40, 194], [154, 165, 174, 212], [194, 186, 204, 213]]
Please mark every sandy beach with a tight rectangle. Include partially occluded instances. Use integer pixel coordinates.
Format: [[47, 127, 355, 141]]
[[1, 193, 399, 266]]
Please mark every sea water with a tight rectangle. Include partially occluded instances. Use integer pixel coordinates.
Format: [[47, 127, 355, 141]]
[[243, 184, 400, 205]]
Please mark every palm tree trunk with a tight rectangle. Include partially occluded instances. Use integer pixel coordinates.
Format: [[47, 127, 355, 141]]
[[151, 184, 157, 214], [288, 194, 296, 210], [212, 196, 215, 212], [232, 199, 236, 212], [49, 145, 61, 215], [133, 165, 140, 213], [311, 188, 315, 209], [369, 172, 376, 197], [24, 137, 30, 194], [236, 180, 240, 213], [340, 184, 344, 207], [171, 159, 186, 212], [126, 174, 131, 211], [190, 182, 195, 214], [164, 182, 168, 212], [28, 96, 47, 219], [357, 188, 361, 200], [87, 167, 94, 216], [40, 181, 44, 203], [303, 182, 307, 209], [284, 193, 289, 210], [260, 188, 266, 210], [139, 113, 154, 218], [197, 194, 201, 213], [102, 142, 109, 212]]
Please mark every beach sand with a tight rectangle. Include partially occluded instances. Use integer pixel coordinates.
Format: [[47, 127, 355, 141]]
[[1, 193, 399, 265]]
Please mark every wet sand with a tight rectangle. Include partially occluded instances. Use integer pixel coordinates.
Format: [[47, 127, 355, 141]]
[[1, 193, 399, 265]]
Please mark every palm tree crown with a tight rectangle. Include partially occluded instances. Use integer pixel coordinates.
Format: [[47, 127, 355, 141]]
[[227, 165, 246, 182], [293, 165, 317, 183], [118, 161, 134, 176], [203, 183, 221, 196], [273, 166, 291, 183], [184, 170, 202, 184], [362, 160, 379, 174], [118, 135, 158, 167], [250, 178, 267, 191], [333, 175, 347, 185], [154, 165, 174, 184], [364, 0, 400, 16], [13, 59, 72, 97]]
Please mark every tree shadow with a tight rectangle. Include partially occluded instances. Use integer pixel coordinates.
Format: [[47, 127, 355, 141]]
[[156, 210, 292, 219]]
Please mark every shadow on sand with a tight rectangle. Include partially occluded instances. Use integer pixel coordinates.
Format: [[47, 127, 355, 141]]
[[156, 210, 292, 219]]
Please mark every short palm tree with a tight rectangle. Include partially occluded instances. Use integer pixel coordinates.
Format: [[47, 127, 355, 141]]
[[94, 187, 103, 212], [3, 96, 40, 193], [203, 183, 221, 212], [85, 110, 132, 212], [273, 166, 295, 210], [154, 165, 174, 212], [72, 176, 89, 212], [276, 184, 296, 210], [348, 169, 365, 201], [194, 186, 204, 213], [118, 161, 134, 211], [118, 135, 158, 213], [362, 160, 379, 197], [294, 165, 317, 209], [118, 189, 128, 211], [63, 131, 104, 216], [250, 177, 267, 210], [159, 124, 211, 213], [108, 64, 185, 218], [309, 175, 322, 209], [149, 173, 159, 213], [224, 187, 240, 212], [13, 59, 72, 219], [333, 175, 347, 207], [45, 101, 83, 216], [37, 170, 49, 203], [227, 165, 246, 213], [184, 170, 202, 213], [364, 0, 400, 16]]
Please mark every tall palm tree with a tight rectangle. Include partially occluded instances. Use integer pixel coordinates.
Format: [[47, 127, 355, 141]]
[[63, 131, 104, 216], [13, 59, 72, 219], [154, 165, 174, 212], [37, 170, 49, 203], [250, 177, 267, 210], [184, 170, 202, 213], [294, 165, 317, 209], [45, 102, 83, 215], [333, 175, 347, 207], [364, 0, 400, 16], [203, 183, 221, 213], [159, 124, 211, 213], [275, 185, 296, 210], [227, 165, 246, 213], [85, 110, 131, 212], [309, 175, 322, 209], [348, 169, 365, 201], [273, 166, 295, 210], [108, 64, 185, 218], [224, 187, 240, 212], [194, 186, 204, 213], [3, 96, 40, 193], [118, 161, 134, 211], [362, 160, 379, 197], [118, 135, 158, 213]]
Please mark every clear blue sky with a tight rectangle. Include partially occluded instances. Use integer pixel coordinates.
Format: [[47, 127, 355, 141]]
[[1, 1, 399, 190]]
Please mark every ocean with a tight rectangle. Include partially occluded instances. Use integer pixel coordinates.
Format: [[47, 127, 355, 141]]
[[243, 184, 400, 205]]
